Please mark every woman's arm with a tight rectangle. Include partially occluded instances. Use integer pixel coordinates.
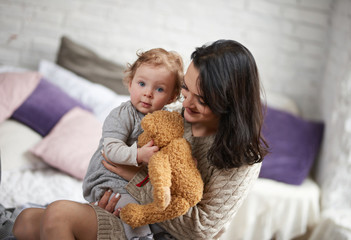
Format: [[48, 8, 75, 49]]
[[101, 155, 141, 181]]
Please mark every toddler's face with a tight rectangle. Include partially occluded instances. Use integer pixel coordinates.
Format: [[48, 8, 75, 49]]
[[129, 64, 176, 114]]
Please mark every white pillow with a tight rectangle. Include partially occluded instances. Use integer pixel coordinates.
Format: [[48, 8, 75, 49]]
[[38, 60, 130, 122], [0, 120, 47, 171], [265, 91, 300, 116]]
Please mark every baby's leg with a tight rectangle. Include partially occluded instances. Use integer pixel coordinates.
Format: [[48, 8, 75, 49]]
[[13, 208, 44, 240], [114, 193, 153, 240]]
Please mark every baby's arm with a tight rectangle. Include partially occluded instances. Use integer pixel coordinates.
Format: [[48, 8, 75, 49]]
[[102, 104, 142, 166], [103, 138, 138, 166], [104, 138, 159, 166]]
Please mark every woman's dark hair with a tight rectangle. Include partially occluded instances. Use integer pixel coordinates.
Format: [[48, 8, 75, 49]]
[[191, 39, 268, 169]]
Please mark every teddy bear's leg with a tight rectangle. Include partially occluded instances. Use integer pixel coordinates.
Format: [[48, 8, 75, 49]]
[[120, 202, 162, 229], [157, 196, 190, 220], [120, 197, 191, 229]]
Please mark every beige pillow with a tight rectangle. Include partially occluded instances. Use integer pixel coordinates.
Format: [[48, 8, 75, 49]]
[[56, 36, 129, 95], [0, 119, 45, 171]]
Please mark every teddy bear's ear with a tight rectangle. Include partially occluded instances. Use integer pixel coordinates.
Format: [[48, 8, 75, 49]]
[[170, 111, 183, 126], [157, 111, 184, 138], [141, 113, 158, 135]]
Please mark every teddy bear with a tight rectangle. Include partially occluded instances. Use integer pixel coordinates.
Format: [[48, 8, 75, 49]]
[[120, 110, 204, 228]]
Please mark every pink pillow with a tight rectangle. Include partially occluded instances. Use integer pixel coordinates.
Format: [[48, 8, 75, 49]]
[[31, 107, 102, 179], [0, 72, 41, 123]]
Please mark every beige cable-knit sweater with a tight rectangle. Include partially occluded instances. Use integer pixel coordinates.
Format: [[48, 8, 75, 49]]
[[94, 120, 261, 240]]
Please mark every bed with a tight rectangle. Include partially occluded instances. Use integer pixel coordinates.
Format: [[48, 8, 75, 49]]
[[0, 36, 325, 240]]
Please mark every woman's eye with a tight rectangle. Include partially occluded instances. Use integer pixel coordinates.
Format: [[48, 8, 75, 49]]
[[138, 82, 145, 87], [181, 84, 188, 90], [198, 98, 206, 106], [156, 87, 164, 93]]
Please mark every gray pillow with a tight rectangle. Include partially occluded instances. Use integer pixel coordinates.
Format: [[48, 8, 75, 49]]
[[56, 36, 129, 95]]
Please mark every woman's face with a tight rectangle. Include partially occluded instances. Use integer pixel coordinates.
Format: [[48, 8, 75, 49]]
[[181, 62, 219, 132]]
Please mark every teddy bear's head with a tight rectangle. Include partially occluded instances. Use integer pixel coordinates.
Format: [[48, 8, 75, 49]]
[[138, 110, 184, 148]]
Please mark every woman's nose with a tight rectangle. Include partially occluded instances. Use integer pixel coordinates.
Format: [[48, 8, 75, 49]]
[[182, 92, 194, 107]]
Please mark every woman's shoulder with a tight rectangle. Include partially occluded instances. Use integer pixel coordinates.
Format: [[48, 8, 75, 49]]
[[216, 162, 261, 181]]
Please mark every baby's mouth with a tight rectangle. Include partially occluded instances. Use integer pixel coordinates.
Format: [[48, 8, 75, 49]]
[[141, 102, 151, 107]]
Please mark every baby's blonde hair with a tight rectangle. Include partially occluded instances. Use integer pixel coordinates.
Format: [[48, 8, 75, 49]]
[[123, 48, 184, 100]]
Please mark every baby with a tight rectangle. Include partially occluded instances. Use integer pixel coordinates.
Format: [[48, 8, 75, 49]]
[[82, 48, 183, 240]]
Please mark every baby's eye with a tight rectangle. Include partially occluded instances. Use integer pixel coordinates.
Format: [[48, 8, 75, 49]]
[[138, 81, 145, 87], [156, 87, 164, 93]]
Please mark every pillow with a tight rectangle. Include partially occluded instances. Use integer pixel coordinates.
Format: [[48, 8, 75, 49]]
[[0, 119, 47, 171], [0, 65, 29, 73], [260, 106, 324, 185], [0, 72, 40, 124], [11, 78, 90, 136], [31, 107, 102, 180], [56, 36, 129, 95], [265, 91, 300, 116], [39, 60, 130, 122]]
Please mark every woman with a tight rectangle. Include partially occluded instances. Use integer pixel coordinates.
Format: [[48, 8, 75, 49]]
[[13, 39, 268, 240], [93, 39, 268, 239]]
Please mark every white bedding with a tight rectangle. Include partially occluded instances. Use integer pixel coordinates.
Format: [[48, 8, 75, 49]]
[[0, 162, 320, 240], [0, 168, 86, 207], [0, 62, 321, 240], [222, 178, 320, 240]]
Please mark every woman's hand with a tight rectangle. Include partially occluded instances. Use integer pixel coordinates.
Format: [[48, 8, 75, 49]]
[[92, 190, 121, 216], [101, 152, 141, 181]]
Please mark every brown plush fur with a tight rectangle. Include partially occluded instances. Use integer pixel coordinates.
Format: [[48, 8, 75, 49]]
[[120, 110, 204, 228]]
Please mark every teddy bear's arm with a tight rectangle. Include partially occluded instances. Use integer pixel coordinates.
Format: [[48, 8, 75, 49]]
[[148, 151, 172, 210]]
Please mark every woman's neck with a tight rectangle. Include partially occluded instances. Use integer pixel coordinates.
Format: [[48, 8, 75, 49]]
[[191, 122, 217, 137]]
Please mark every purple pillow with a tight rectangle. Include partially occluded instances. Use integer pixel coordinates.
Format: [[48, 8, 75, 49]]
[[260, 106, 324, 185], [12, 78, 90, 136]]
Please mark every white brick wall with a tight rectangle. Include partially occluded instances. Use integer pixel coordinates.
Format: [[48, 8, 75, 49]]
[[0, 0, 335, 119], [318, 0, 351, 207]]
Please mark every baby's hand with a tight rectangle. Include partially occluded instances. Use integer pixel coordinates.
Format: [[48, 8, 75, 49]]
[[137, 140, 159, 165]]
